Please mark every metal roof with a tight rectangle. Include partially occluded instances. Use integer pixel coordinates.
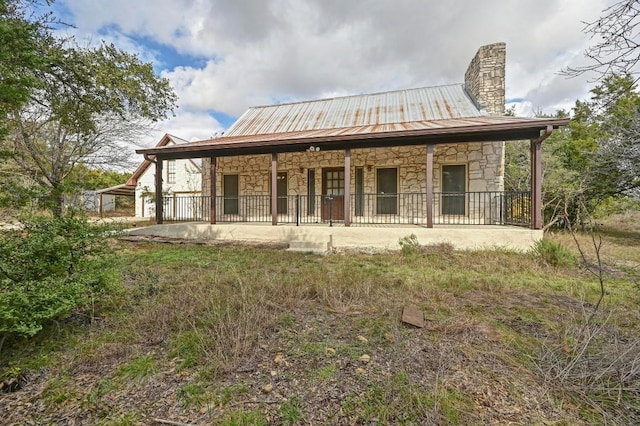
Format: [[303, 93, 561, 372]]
[[96, 183, 136, 196], [224, 84, 483, 137], [138, 116, 571, 159]]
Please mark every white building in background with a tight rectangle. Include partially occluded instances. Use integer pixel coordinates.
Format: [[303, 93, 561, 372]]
[[94, 134, 202, 218], [115, 134, 202, 219]]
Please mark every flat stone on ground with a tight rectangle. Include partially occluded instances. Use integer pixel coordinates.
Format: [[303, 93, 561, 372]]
[[402, 305, 424, 328]]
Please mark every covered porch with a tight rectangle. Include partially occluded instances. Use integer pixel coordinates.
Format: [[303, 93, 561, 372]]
[[138, 116, 570, 232]]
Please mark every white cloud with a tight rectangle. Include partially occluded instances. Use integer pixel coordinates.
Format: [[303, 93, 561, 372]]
[[144, 111, 224, 147], [59, 0, 618, 125]]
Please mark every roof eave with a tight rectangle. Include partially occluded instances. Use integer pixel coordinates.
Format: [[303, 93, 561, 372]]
[[137, 118, 570, 160]]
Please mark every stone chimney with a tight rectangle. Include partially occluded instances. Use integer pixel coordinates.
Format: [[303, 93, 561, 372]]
[[464, 42, 506, 116]]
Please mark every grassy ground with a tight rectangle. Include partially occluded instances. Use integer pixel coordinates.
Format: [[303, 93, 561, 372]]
[[1, 223, 639, 425]]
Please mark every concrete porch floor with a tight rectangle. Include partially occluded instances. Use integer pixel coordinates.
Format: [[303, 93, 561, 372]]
[[124, 222, 543, 252]]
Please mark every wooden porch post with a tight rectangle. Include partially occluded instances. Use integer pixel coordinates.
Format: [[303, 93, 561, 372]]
[[344, 148, 351, 227], [426, 144, 434, 228], [99, 193, 104, 218], [155, 156, 163, 224], [531, 139, 543, 229], [271, 153, 278, 226], [210, 156, 217, 224]]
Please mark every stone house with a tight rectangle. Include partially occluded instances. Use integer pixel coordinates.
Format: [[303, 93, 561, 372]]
[[138, 43, 569, 231]]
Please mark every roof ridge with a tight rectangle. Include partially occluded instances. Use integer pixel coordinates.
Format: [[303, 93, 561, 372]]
[[249, 83, 465, 109]]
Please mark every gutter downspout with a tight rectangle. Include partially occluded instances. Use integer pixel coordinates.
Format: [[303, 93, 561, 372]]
[[536, 125, 553, 144]]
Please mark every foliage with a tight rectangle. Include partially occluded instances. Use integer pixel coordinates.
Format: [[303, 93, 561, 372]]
[[398, 233, 420, 256], [64, 164, 132, 191], [0, 0, 177, 214], [505, 75, 640, 227], [530, 239, 577, 268], [0, 0, 53, 139], [592, 196, 640, 218], [0, 214, 118, 350]]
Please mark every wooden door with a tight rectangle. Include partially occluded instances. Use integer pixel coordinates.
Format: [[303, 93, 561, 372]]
[[322, 168, 345, 221]]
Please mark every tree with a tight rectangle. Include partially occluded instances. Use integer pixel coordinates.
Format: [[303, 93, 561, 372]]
[[65, 164, 132, 191], [562, 0, 640, 81], [574, 74, 640, 199], [0, 0, 51, 139], [0, 1, 178, 214], [505, 75, 640, 227]]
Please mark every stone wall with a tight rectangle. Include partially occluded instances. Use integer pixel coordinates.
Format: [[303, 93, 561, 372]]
[[201, 143, 503, 222]]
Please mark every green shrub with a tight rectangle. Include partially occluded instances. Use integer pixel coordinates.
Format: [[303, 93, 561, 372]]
[[593, 196, 640, 218], [0, 214, 119, 350], [531, 239, 576, 267], [399, 234, 420, 256]]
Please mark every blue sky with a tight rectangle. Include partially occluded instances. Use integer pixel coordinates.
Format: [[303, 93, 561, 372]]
[[53, 0, 614, 147]]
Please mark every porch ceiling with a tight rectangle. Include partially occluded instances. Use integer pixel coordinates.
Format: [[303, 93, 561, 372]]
[[137, 116, 570, 160]]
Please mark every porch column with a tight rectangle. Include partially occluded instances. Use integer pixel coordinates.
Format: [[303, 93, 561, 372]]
[[209, 156, 217, 224], [155, 156, 163, 224], [99, 193, 104, 218], [344, 148, 351, 227], [271, 153, 278, 226], [531, 139, 543, 229], [425, 144, 434, 228]]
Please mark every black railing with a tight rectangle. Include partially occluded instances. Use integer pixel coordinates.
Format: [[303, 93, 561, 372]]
[[162, 191, 532, 226]]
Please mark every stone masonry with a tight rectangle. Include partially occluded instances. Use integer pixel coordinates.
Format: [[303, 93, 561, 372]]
[[464, 42, 506, 192]]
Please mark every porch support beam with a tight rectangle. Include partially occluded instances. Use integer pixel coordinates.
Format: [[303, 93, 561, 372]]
[[271, 153, 278, 226], [531, 139, 543, 229], [209, 157, 217, 224], [344, 148, 351, 227], [426, 144, 434, 228], [155, 156, 163, 224]]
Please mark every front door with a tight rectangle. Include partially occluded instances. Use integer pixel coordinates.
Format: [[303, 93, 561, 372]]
[[322, 168, 345, 221]]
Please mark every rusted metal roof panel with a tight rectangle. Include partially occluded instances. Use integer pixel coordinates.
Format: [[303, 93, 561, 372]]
[[224, 84, 482, 137], [137, 116, 569, 158]]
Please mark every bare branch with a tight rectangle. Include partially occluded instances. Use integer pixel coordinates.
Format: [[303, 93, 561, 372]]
[[561, 0, 640, 81]]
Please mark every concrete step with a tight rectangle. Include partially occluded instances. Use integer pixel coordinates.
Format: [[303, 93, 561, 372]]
[[287, 240, 330, 253]]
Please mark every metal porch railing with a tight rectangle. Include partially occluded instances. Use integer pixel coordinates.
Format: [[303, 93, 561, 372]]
[[162, 191, 531, 227]]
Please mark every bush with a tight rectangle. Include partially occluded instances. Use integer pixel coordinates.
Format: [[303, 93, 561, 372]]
[[398, 234, 420, 256], [531, 239, 577, 267], [0, 214, 119, 351]]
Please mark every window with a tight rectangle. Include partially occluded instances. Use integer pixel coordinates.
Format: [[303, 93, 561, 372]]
[[376, 168, 397, 215], [307, 169, 315, 215], [442, 164, 466, 215], [355, 167, 364, 216], [277, 172, 287, 214], [167, 160, 176, 184], [223, 174, 239, 215]]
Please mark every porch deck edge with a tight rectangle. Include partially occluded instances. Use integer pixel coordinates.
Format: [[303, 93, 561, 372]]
[[125, 223, 542, 252]]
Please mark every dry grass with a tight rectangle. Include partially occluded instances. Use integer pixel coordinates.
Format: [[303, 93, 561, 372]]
[[1, 234, 640, 424]]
